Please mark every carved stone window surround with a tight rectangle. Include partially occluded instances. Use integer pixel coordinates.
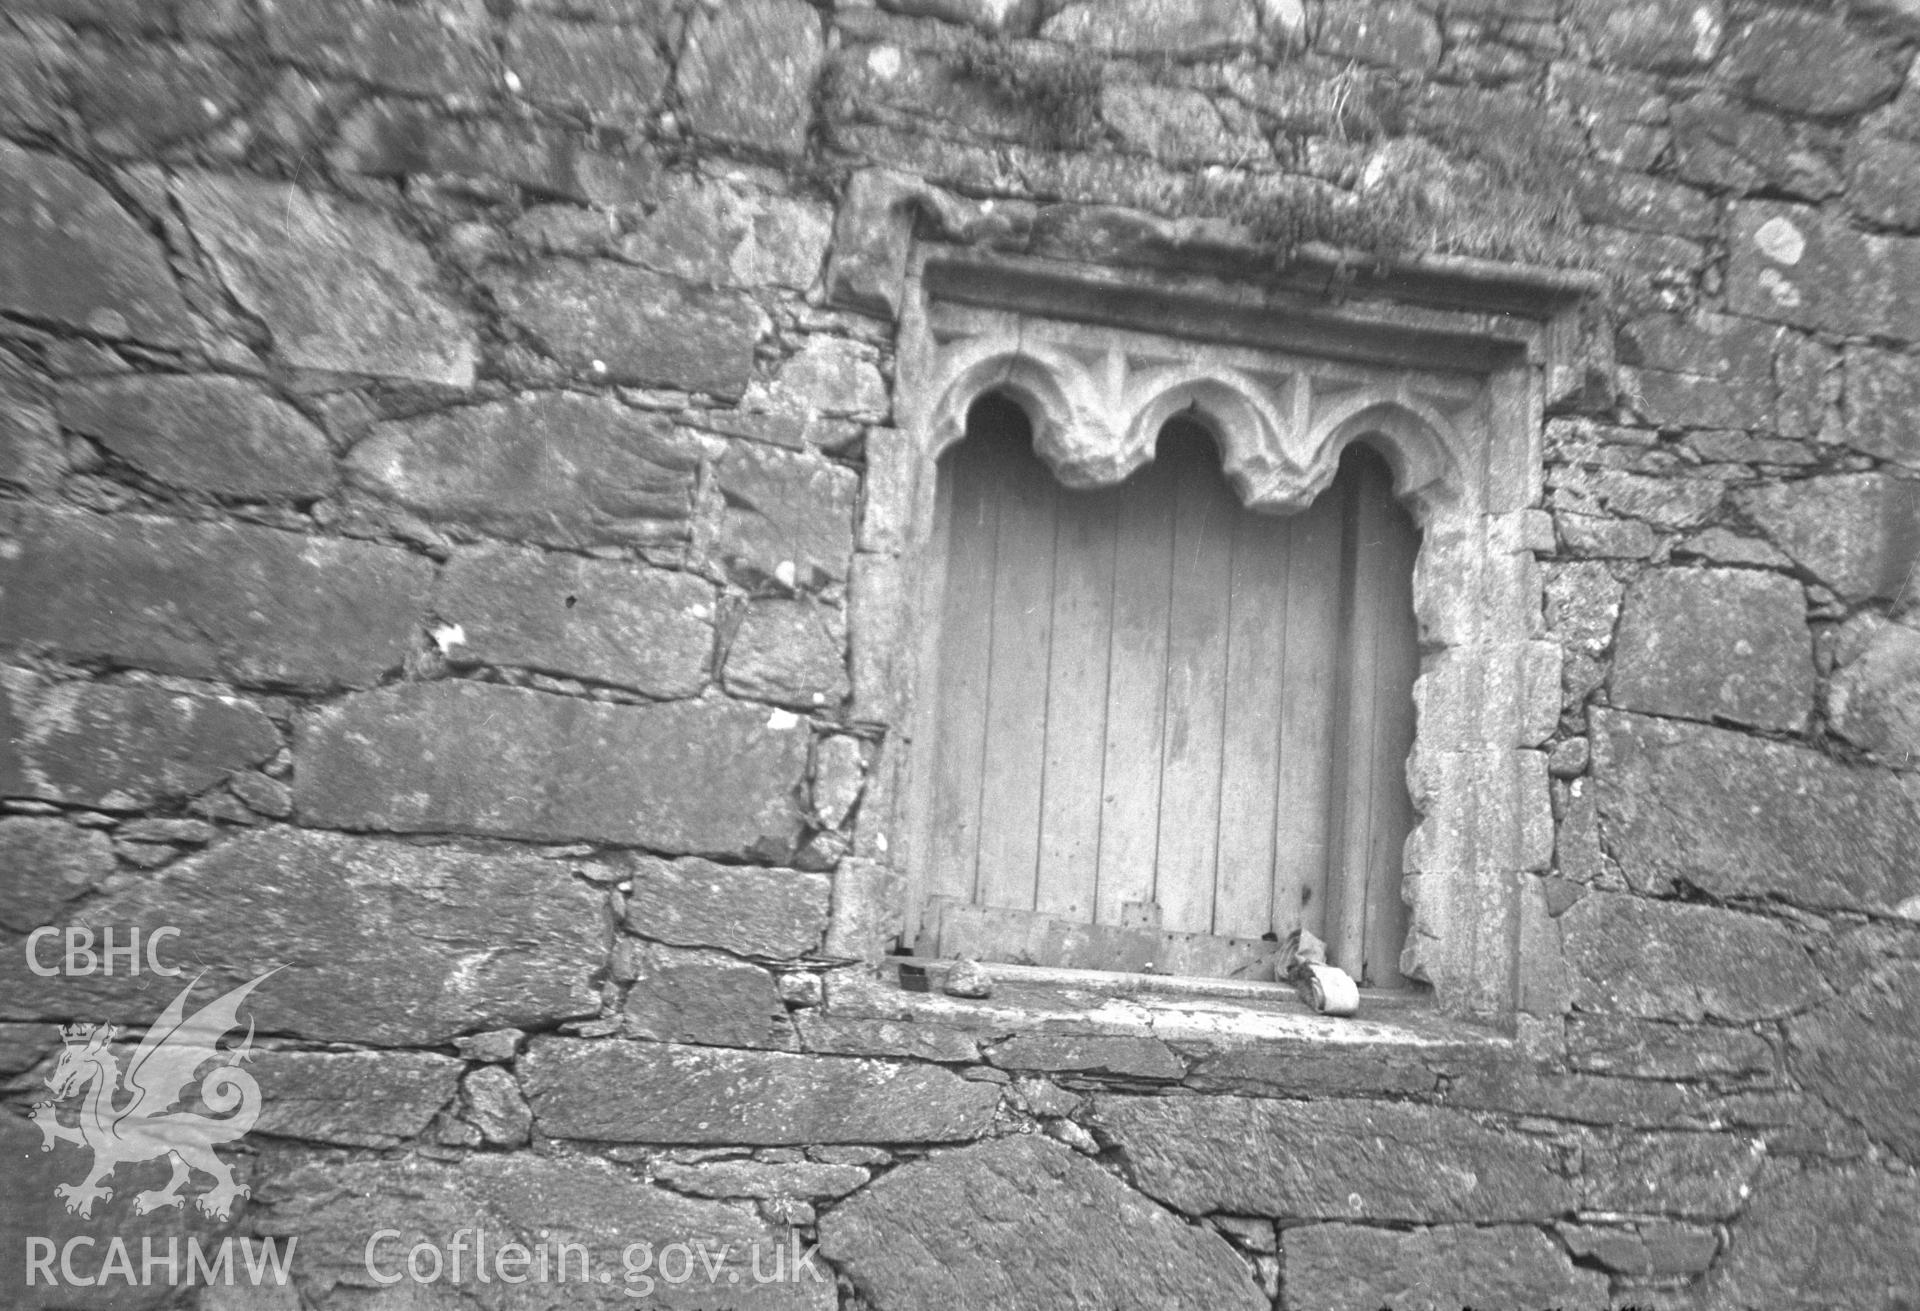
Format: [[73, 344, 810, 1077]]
[[830, 194, 1600, 1031]]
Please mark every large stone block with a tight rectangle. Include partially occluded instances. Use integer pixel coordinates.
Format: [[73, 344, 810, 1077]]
[[0, 140, 194, 346], [1609, 567, 1812, 731], [0, 828, 604, 1045], [622, 944, 794, 1049], [3, 680, 278, 810], [247, 1152, 835, 1310], [1592, 709, 1920, 915], [1579, 0, 1722, 71], [724, 600, 850, 709], [175, 171, 475, 387], [622, 855, 830, 958], [520, 1038, 1001, 1143], [1736, 473, 1920, 602], [652, 1159, 869, 1200], [1827, 614, 1920, 761], [820, 1135, 1266, 1311], [1670, 94, 1842, 200], [0, 507, 434, 691], [985, 1034, 1183, 1079], [1558, 890, 1825, 1022], [1789, 960, 1920, 1164], [1723, 9, 1905, 116], [1095, 1095, 1574, 1221], [620, 178, 831, 290], [296, 682, 809, 855], [486, 260, 763, 397], [262, 0, 497, 100], [1582, 1129, 1764, 1218], [57, 374, 334, 500], [1848, 131, 1920, 229], [435, 547, 713, 697], [1704, 1163, 1920, 1307], [1041, 0, 1257, 52], [1728, 202, 1920, 341], [675, 0, 824, 158], [1566, 1013, 1775, 1082], [505, 17, 668, 127], [1282, 1223, 1608, 1311], [1842, 345, 1920, 469], [709, 443, 859, 584], [348, 392, 700, 550], [252, 1049, 463, 1148], [1315, 2, 1441, 71], [0, 817, 114, 933]]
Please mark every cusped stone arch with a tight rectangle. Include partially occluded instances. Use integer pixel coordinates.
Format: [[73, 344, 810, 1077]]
[[1120, 366, 1299, 510], [922, 338, 1119, 483], [1297, 394, 1463, 523]]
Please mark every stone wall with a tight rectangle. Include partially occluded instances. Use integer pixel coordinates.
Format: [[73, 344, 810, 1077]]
[[2, 0, 1919, 1307]]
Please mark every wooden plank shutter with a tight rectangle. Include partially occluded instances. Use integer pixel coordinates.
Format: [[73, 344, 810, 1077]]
[[922, 401, 1420, 987]]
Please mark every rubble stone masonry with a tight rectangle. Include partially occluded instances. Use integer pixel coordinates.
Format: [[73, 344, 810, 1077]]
[[2, 0, 1919, 1308]]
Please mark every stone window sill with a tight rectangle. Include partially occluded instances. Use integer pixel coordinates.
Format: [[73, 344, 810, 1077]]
[[819, 961, 1510, 1072]]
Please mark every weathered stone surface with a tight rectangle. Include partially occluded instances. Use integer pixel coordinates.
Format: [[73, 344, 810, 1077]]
[[248, 1152, 835, 1311], [1559, 890, 1825, 1022], [349, 392, 699, 549], [487, 260, 763, 397], [1544, 561, 1625, 655], [652, 1159, 869, 1199], [1790, 960, 1920, 1163], [621, 179, 830, 290], [1670, 94, 1843, 200], [725, 601, 850, 708], [69, 40, 261, 155], [624, 944, 793, 1049], [1737, 474, 1920, 602], [252, 1049, 461, 1147], [795, 1014, 983, 1063], [175, 171, 475, 387], [297, 682, 809, 855], [1558, 1220, 1719, 1276], [1724, 10, 1905, 117], [710, 443, 858, 584], [1098, 83, 1238, 163], [262, 0, 496, 100], [0, 817, 115, 933], [0, 1113, 236, 1311], [822, 1135, 1266, 1311], [675, 0, 823, 158], [463, 1063, 533, 1146], [0, 35, 61, 137], [985, 1034, 1184, 1079], [622, 856, 830, 958], [810, 734, 865, 829], [0, 365, 61, 494], [1186, 1044, 1441, 1097], [774, 337, 889, 417], [521, 1038, 1001, 1143], [57, 374, 334, 500], [1728, 202, 1920, 341], [1609, 568, 1812, 731], [1566, 1013, 1776, 1082], [1827, 613, 1920, 761], [505, 17, 668, 127], [0, 828, 604, 1044], [1316, 1, 1441, 71], [1042, 0, 1257, 52], [0, 140, 194, 345], [1849, 130, 1920, 228], [436, 547, 713, 697], [1582, 1129, 1764, 1218], [1581, 0, 1722, 72], [1843, 346, 1920, 469], [1705, 1163, 1920, 1308], [1097, 1095, 1573, 1221], [1282, 1222, 1608, 1311], [1592, 709, 1920, 914], [3, 680, 277, 810], [0, 508, 432, 691]]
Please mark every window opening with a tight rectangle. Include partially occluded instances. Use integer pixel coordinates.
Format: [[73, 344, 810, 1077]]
[[917, 391, 1420, 987]]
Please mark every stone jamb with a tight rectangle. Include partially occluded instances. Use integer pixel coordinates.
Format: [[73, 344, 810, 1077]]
[[830, 171, 1599, 1026]]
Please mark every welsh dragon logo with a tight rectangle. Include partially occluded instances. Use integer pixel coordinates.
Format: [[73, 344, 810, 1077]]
[[29, 969, 279, 1222]]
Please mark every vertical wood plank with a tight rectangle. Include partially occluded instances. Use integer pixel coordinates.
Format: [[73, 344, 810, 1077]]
[[1095, 453, 1177, 925], [1270, 481, 1344, 944], [923, 419, 1004, 906], [1035, 483, 1121, 922], [973, 428, 1058, 912], [1210, 505, 1291, 939], [1154, 426, 1236, 935], [1360, 457, 1421, 988]]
